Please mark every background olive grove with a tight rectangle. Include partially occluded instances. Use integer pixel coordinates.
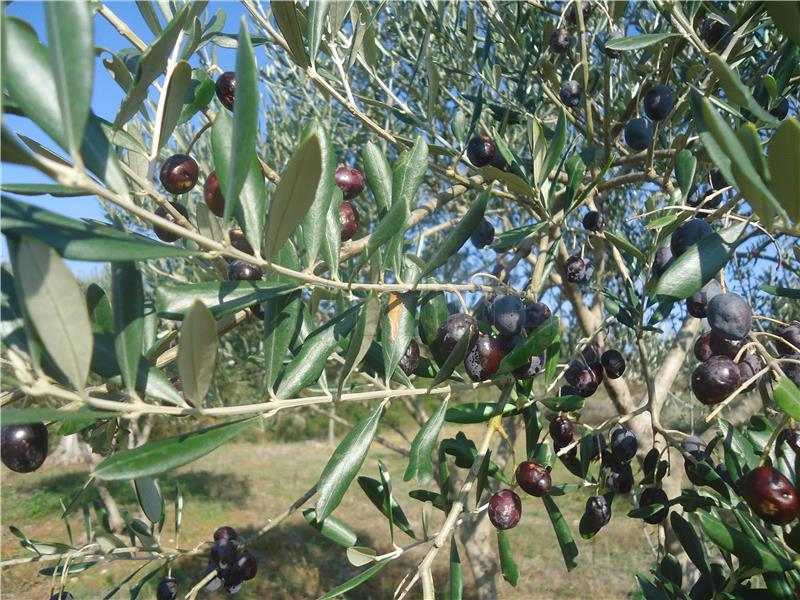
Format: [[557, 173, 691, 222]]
[[1, 0, 800, 599]]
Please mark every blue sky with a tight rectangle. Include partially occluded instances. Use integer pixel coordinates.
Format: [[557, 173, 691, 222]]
[[1, 2, 248, 276]]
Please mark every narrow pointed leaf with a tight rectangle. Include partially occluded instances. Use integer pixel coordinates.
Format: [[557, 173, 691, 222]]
[[338, 293, 381, 397], [444, 402, 518, 424], [654, 221, 747, 300], [263, 242, 303, 390], [363, 141, 393, 215], [418, 190, 489, 280], [774, 377, 800, 421], [265, 132, 323, 259], [274, 304, 361, 399], [0, 408, 118, 426], [270, 0, 309, 68], [94, 418, 258, 480], [0, 183, 91, 197], [210, 110, 267, 251], [301, 120, 335, 266], [369, 137, 428, 251], [697, 511, 792, 572], [542, 495, 578, 571], [3, 16, 65, 149], [693, 92, 784, 222], [497, 530, 519, 586], [449, 538, 463, 600], [428, 325, 472, 387], [540, 109, 566, 185], [134, 477, 162, 523], [357, 476, 415, 539], [2, 197, 196, 261], [708, 54, 778, 124], [670, 513, 710, 575], [675, 150, 696, 199], [156, 60, 192, 151], [497, 316, 559, 375], [303, 508, 358, 547], [177, 300, 217, 405], [45, 0, 93, 157], [307, 0, 331, 66], [224, 18, 260, 226], [155, 281, 296, 319], [114, 6, 189, 128], [603, 33, 681, 51], [111, 262, 144, 392], [316, 560, 389, 600], [380, 292, 417, 382], [15, 237, 92, 390], [404, 398, 448, 483], [768, 118, 800, 223], [178, 72, 216, 124], [322, 187, 343, 277], [316, 403, 384, 520]]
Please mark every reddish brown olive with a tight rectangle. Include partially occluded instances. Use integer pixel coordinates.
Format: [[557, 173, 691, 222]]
[[229, 228, 255, 256], [464, 334, 502, 382], [339, 200, 359, 241], [740, 466, 800, 525], [216, 71, 235, 110], [515, 461, 552, 497], [334, 166, 366, 200], [204, 171, 225, 217], [213, 526, 238, 542], [160, 154, 199, 194], [488, 489, 522, 530], [399, 340, 420, 376], [154, 202, 189, 242]]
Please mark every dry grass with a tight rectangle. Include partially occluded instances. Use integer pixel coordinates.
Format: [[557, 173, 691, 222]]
[[1, 422, 655, 599]]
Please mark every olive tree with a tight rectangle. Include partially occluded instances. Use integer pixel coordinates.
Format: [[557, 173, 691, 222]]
[[2, 1, 800, 599]]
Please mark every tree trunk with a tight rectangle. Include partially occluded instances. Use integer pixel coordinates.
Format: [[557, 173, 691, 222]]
[[78, 440, 125, 533], [48, 433, 85, 466], [458, 515, 499, 599]]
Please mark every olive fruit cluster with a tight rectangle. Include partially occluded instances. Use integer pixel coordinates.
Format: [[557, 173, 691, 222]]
[[690, 291, 756, 405], [201, 526, 258, 594], [622, 84, 675, 152], [334, 165, 365, 242], [432, 296, 552, 384], [487, 460, 553, 530]]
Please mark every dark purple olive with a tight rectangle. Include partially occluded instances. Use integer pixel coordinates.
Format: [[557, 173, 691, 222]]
[[216, 71, 235, 110], [1, 423, 48, 473], [515, 461, 552, 497], [339, 200, 360, 241], [488, 489, 522, 529], [639, 487, 669, 524], [153, 202, 189, 243], [334, 166, 366, 200], [160, 154, 199, 194]]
